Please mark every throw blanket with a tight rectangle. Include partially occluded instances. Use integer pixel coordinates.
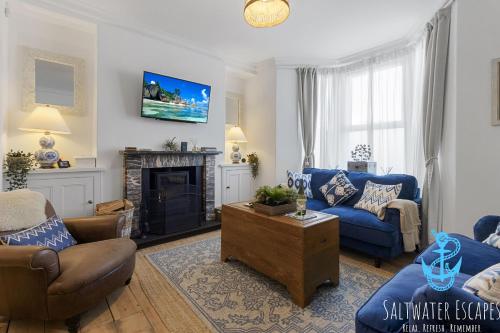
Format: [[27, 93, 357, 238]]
[[386, 199, 421, 252]]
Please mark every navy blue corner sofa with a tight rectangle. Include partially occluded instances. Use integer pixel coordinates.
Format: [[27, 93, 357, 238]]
[[356, 216, 500, 333], [303, 168, 420, 266]]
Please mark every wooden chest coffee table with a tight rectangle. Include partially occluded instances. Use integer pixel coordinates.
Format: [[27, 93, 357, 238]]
[[221, 203, 339, 308]]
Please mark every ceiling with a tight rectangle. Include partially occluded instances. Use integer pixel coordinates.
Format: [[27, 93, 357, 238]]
[[28, 0, 447, 69]]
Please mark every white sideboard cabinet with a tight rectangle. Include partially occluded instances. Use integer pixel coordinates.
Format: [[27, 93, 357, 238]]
[[3, 168, 103, 218], [220, 164, 254, 205]]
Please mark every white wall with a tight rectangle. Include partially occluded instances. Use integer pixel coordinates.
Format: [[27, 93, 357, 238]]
[[96, 24, 226, 203], [243, 59, 277, 187], [0, 0, 7, 186], [444, 0, 500, 236], [6, 3, 96, 164]]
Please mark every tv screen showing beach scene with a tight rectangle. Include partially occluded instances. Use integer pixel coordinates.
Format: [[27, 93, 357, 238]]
[[141, 71, 211, 123]]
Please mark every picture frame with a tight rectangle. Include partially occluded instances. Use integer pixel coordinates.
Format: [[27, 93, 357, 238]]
[[491, 58, 500, 126], [57, 160, 71, 168]]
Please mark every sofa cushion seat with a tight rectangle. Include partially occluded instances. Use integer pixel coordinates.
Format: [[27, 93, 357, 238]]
[[356, 264, 472, 333], [415, 234, 500, 276], [306, 199, 330, 211], [321, 206, 398, 248], [48, 238, 136, 295]]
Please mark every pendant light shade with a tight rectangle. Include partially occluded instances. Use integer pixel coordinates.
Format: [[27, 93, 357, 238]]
[[244, 0, 290, 28]]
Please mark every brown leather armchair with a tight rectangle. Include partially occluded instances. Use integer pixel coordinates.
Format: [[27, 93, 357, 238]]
[[0, 201, 137, 332]]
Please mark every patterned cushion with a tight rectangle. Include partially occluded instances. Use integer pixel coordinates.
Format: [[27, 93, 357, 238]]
[[319, 171, 358, 206], [483, 223, 500, 248], [0, 215, 76, 252], [354, 181, 402, 219], [463, 263, 500, 304], [287, 171, 312, 198]]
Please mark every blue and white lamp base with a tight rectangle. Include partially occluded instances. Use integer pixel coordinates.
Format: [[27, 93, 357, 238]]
[[34, 133, 60, 168]]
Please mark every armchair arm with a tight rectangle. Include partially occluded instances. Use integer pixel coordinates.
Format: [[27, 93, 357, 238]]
[[474, 215, 500, 242], [0, 246, 60, 319], [410, 285, 500, 332], [63, 214, 125, 243]]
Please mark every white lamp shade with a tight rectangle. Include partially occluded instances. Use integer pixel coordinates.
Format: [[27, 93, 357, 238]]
[[244, 0, 290, 28], [19, 106, 71, 135], [227, 126, 248, 143]]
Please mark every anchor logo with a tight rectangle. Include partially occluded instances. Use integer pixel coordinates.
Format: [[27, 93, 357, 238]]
[[421, 230, 462, 291]]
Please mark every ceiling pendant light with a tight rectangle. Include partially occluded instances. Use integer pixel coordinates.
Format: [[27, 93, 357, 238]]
[[244, 0, 290, 28]]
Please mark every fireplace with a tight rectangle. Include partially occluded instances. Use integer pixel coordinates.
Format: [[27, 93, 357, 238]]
[[141, 167, 203, 235], [121, 150, 221, 246]]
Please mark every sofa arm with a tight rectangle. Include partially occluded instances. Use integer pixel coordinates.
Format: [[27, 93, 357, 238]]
[[410, 285, 500, 332], [474, 216, 500, 242], [64, 214, 126, 243], [0, 246, 60, 319]]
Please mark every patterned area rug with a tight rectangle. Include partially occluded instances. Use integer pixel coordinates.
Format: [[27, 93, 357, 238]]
[[146, 236, 389, 333]]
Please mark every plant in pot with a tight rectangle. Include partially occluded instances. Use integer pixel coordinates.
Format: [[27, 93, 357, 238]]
[[163, 137, 179, 151], [3, 150, 37, 191], [253, 185, 298, 216]]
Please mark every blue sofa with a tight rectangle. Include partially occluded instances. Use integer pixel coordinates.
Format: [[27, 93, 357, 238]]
[[356, 216, 500, 333], [303, 168, 420, 265]]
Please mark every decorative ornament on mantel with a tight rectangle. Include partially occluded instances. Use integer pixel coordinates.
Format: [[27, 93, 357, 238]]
[[244, 0, 290, 28], [18, 105, 71, 168]]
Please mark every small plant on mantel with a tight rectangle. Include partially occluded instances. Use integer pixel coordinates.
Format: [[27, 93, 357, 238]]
[[3, 150, 37, 191], [163, 137, 179, 151], [253, 185, 297, 216]]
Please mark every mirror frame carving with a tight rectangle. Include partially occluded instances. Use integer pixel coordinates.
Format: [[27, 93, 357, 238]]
[[23, 46, 85, 114]]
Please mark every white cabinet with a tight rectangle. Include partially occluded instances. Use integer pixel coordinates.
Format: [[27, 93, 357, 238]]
[[220, 164, 254, 204], [4, 168, 103, 218]]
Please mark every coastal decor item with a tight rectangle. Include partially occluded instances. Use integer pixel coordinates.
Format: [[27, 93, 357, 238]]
[[462, 263, 500, 304], [163, 137, 179, 151], [141, 71, 211, 123], [0, 214, 77, 252], [296, 179, 307, 216], [18, 105, 71, 168], [492, 58, 500, 125], [22, 46, 85, 114], [227, 126, 247, 163], [319, 171, 358, 207], [3, 150, 37, 191], [244, 0, 290, 28], [247, 152, 259, 178], [354, 181, 402, 219], [0, 189, 46, 231], [286, 170, 312, 198], [254, 185, 297, 216]]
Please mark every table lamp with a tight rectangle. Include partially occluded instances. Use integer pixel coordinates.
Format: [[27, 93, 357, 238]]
[[19, 105, 71, 168], [227, 126, 247, 164]]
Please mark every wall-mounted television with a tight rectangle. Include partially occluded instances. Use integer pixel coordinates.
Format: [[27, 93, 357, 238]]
[[141, 71, 211, 124]]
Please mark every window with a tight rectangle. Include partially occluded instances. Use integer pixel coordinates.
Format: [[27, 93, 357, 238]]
[[314, 41, 425, 182]]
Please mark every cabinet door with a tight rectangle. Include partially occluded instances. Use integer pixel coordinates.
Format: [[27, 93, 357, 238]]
[[238, 170, 254, 202], [29, 176, 94, 218], [224, 170, 241, 204]]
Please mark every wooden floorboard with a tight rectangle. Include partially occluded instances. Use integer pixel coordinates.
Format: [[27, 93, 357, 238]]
[[5, 230, 414, 333]]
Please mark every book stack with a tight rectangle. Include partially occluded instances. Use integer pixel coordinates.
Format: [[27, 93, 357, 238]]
[[201, 147, 217, 152]]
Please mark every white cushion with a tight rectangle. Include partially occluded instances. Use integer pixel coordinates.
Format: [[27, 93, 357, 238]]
[[0, 189, 47, 232], [462, 263, 500, 304], [354, 181, 402, 219], [482, 223, 500, 249]]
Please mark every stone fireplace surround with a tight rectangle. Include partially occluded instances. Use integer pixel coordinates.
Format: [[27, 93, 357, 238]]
[[121, 150, 221, 238]]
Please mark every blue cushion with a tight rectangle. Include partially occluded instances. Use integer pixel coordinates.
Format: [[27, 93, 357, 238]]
[[356, 264, 472, 333], [321, 206, 399, 248], [286, 170, 312, 198], [319, 171, 358, 206], [415, 234, 500, 276], [0, 215, 77, 252], [306, 199, 330, 211], [303, 168, 346, 200], [343, 172, 418, 207]]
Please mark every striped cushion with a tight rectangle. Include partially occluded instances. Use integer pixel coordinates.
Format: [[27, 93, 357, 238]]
[[0, 215, 76, 252], [463, 263, 500, 304], [483, 223, 500, 249], [354, 181, 402, 219]]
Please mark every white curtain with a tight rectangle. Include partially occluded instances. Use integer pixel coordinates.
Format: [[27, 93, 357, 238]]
[[315, 38, 426, 184]]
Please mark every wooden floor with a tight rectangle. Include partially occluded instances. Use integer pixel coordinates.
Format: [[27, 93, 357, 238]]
[[1, 230, 416, 333]]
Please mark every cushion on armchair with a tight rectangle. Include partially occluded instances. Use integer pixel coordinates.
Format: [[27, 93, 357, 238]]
[[482, 222, 500, 248], [462, 263, 500, 304], [0, 189, 47, 232], [0, 215, 77, 252]]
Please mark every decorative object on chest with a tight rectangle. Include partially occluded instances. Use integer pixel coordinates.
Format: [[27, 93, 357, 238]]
[[18, 105, 71, 168]]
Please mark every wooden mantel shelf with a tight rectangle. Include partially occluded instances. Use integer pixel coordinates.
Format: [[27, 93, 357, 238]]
[[119, 150, 222, 156]]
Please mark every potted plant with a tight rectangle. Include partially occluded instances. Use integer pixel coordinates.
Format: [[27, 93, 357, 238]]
[[247, 152, 259, 179], [253, 185, 298, 216], [163, 137, 179, 151], [3, 150, 37, 191]]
